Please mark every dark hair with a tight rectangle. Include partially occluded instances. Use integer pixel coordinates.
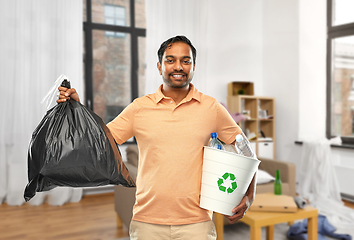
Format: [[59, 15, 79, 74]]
[[157, 35, 197, 65]]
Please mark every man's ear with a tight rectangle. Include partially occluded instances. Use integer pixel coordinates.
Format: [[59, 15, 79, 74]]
[[157, 62, 162, 75]]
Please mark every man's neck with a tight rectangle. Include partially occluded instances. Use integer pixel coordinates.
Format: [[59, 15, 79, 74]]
[[161, 83, 190, 105]]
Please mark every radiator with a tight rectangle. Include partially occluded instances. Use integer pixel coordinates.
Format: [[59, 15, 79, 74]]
[[335, 165, 354, 202]]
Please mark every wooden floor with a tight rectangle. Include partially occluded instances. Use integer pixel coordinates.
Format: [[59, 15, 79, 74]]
[[0, 192, 353, 240], [0, 193, 129, 240]]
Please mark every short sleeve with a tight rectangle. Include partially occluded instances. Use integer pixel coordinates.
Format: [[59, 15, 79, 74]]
[[106, 102, 135, 144], [215, 102, 242, 144]]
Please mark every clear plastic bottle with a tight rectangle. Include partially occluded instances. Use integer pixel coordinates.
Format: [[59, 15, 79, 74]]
[[235, 133, 256, 158], [208, 132, 225, 150], [274, 169, 282, 195]]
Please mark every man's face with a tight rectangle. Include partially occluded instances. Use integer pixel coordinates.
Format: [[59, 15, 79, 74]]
[[157, 42, 195, 89]]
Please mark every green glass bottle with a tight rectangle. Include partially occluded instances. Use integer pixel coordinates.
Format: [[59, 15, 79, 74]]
[[274, 169, 282, 195]]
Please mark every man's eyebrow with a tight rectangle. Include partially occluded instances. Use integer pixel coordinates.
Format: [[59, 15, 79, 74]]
[[165, 55, 191, 59]]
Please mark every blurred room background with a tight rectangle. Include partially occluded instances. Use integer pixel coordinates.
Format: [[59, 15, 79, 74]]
[[0, 0, 353, 238]]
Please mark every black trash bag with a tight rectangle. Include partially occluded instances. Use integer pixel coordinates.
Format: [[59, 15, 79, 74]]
[[24, 80, 135, 202]]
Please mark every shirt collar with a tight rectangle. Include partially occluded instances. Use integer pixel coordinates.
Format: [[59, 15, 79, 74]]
[[153, 83, 201, 104]]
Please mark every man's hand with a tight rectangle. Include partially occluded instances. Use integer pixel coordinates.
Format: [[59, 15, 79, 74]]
[[224, 195, 251, 224], [56, 86, 80, 103], [224, 171, 257, 224]]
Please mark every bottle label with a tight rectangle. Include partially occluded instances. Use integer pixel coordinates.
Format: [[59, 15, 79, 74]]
[[217, 172, 238, 194]]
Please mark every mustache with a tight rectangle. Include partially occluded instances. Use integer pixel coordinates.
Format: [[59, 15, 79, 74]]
[[169, 71, 187, 76]]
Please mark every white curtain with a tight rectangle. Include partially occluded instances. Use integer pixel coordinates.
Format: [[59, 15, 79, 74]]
[[298, 138, 354, 229], [145, 0, 210, 95], [0, 0, 83, 206]]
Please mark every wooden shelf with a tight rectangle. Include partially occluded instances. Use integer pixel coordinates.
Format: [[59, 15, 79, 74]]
[[259, 118, 274, 121], [227, 95, 276, 159]]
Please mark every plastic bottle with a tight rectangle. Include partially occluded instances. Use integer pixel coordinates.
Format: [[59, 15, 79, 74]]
[[235, 133, 256, 158], [208, 132, 225, 150], [274, 169, 282, 195]]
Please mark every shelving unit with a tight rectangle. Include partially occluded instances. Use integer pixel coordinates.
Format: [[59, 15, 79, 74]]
[[227, 95, 276, 159]]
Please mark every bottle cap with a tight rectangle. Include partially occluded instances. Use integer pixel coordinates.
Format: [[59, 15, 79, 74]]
[[211, 132, 217, 138], [236, 134, 243, 142]]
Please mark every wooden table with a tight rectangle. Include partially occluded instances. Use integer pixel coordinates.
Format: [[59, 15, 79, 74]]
[[240, 206, 318, 240], [214, 206, 318, 240]]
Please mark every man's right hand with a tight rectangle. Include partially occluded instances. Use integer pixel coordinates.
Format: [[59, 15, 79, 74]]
[[56, 86, 80, 103]]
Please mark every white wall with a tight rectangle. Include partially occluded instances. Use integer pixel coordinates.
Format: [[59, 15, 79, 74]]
[[298, 0, 327, 140], [203, 0, 264, 103], [262, 0, 299, 161], [200, 0, 302, 162]]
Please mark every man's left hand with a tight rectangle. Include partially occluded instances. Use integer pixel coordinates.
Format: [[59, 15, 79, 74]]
[[224, 195, 251, 224]]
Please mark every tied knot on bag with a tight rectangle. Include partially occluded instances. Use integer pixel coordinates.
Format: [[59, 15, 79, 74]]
[[41, 74, 69, 110]]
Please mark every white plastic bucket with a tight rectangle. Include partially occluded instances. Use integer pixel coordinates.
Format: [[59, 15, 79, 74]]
[[200, 146, 260, 216]]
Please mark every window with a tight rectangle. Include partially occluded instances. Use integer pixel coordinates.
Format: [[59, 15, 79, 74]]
[[327, 0, 354, 145], [83, 0, 146, 124], [105, 5, 126, 38]]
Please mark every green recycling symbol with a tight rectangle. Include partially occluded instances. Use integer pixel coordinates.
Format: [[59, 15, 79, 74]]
[[217, 172, 238, 194]]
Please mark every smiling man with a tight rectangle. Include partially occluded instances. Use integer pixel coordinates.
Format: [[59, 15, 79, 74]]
[[57, 35, 256, 240], [158, 40, 195, 91]]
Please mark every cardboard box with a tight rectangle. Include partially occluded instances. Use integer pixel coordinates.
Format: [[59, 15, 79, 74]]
[[228, 82, 254, 96], [249, 193, 298, 213]]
